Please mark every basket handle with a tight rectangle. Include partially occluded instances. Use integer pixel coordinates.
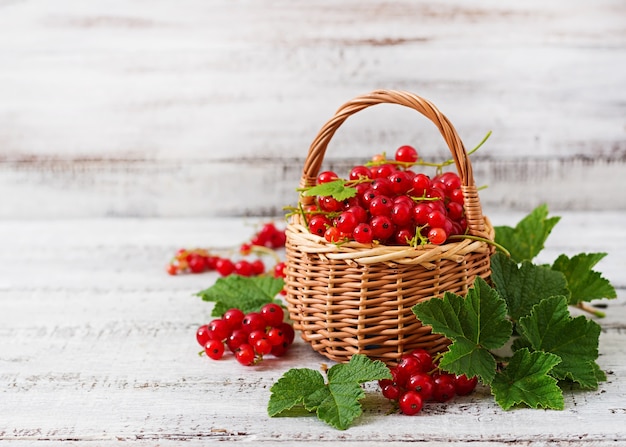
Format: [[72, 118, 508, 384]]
[[299, 89, 488, 238]]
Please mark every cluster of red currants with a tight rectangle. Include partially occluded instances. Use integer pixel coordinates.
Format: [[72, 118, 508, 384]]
[[196, 303, 295, 366], [379, 349, 478, 415], [305, 145, 467, 246], [167, 223, 286, 276]]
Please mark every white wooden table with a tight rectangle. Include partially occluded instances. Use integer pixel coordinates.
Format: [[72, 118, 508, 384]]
[[1, 210, 625, 446]]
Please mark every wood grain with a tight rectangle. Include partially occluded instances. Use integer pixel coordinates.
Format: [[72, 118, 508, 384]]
[[1, 212, 625, 445], [0, 0, 624, 217]]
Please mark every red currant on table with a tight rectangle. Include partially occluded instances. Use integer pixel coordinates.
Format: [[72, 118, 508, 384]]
[[204, 339, 225, 360], [197, 306, 295, 366], [378, 348, 479, 415], [260, 303, 285, 327], [399, 390, 424, 415]]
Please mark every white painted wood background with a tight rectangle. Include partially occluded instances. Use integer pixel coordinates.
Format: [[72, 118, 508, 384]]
[[0, 0, 624, 218], [1, 212, 625, 445], [1, 2, 626, 446]]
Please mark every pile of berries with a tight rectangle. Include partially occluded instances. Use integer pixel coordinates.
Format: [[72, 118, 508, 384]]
[[167, 222, 286, 276], [379, 349, 478, 415], [196, 303, 295, 366], [303, 145, 467, 246]]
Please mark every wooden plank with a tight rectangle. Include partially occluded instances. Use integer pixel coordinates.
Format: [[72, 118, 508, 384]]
[[0, 0, 624, 217], [0, 213, 625, 445]]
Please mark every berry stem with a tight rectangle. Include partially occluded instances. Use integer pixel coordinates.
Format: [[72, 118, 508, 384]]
[[575, 302, 606, 318], [447, 234, 511, 257]]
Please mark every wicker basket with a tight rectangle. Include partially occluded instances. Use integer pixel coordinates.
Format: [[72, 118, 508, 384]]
[[284, 90, 494, 365]]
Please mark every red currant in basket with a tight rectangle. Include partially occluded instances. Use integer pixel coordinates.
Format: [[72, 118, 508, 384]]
[[317, 170, 338, 184], [335, 211, 359, 234], [395, 145, 418, 164], [428, 227, 447, 245]]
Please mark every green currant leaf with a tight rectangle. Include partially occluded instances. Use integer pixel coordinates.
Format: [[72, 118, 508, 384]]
[[267, 354, 391, 430], [299, 179, 357, 202], [267, 368, 326, 416], [494, 204, 560, 262], [517, 295, 604, 389], [491, 348, 564, 410], [490, 252, 569, 322], [412, 277, 512, 384], [551, 252, 617, 305], [196, 275, 285, 316]]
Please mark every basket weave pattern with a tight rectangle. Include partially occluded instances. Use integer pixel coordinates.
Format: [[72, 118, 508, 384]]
[[284, 90, 494, 365]]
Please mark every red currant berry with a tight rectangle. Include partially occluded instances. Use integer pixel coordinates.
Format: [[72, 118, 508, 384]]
[[346, 205, 368, 224], [371, 163, 395, 179], [360, 188, 379, 209], [266, 327, 286, 346], [427, 210, 447, 229], [188, 253, 207, 273], [412, 203, 431, 226], [389, 171, 412, 195], [391, 202, 413, 227], [166, 264, 179, 275], [254, 338, 273, 356], [235, 343, 256, 366], [395, 145, 418, 164], [309, 215, 331, 237], [406, 373, 435, 401], [204, 339, 225, 360], [370, 177, 393, 197], [196, 324, 212, 347], [278, 322, 295, 345], [260, 303, 284, 327], [428, 227, 447, 245], [247, 329, 268, 345], [399, 390, 424, 415], [394, 355, 421, 387], [319, 195, 343, 212], [234, 260, 253, 277], [335, 211, 358, 234], [369, 195, 393, 217], [436, 172, 461, 194], [454, 374, 478, 396], [241, 312, 267, 334], [349, 165, 372, 181], [370, 215, 394, 242], [208, 318, 230, 341], [317, 170, 338, 184], [353, 223, 374, 244], [447, 201, 464, 221], [273, 261, 286, 278], [215, 258, 235, 276], [432, 373, 456, 402], [450, 188, 464, 205], [427, 188, 446, 202], [411, 173, 431, 197], [226, 328, 248, 352], [324, 226, 342, 243], [251, 259, 266, 276], [222, 308, 245, 330], [382, 383, 402, 401], [270, 341, 290, 357], [269, 230, 286, 248], [393, 227, 414, 246], [408, 348, 434, 373]]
